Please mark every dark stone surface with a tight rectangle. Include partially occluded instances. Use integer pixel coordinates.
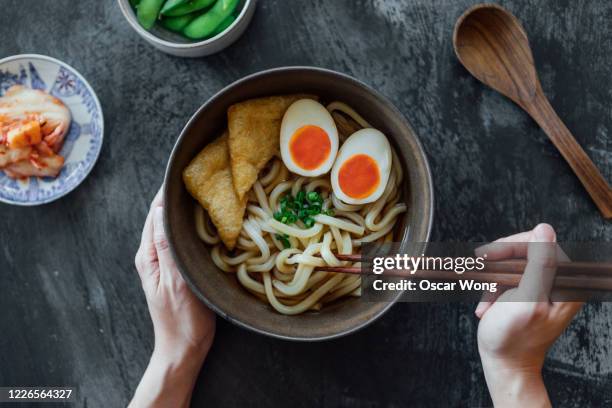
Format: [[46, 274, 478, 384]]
[[1, 0, 611, 406]]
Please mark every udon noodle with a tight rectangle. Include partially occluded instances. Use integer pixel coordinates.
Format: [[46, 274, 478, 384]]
[[195, 102, 407, 315]]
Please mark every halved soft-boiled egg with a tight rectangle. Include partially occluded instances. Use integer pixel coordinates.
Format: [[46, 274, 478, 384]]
[[331, 128, 392, 204], [280, 99, 338, 177]]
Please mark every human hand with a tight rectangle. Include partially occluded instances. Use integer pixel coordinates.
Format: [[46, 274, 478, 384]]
[[475, 224, 582, 407], [130, 186, 215, 408]]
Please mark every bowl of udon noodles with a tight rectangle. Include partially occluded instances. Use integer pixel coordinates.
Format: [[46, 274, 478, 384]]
[[164, 67, 433, 341]]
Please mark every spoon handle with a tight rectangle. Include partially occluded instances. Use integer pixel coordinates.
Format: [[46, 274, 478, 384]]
[[523, 90, 612, 219]]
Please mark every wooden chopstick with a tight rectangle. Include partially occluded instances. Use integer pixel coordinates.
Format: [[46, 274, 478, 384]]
[[327, 254, 612, 276], [312, 254, 612, 291], [313, 267, 612, 291], [482, 260, 612, 276]]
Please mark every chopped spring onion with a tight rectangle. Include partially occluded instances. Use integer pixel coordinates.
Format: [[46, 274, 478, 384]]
[[273, 190, 333, 229], [275, 233, 291, 249]]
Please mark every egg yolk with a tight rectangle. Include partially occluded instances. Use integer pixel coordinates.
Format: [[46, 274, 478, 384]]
[[289, 125, 331, 170], [338, 154, 380, 199]]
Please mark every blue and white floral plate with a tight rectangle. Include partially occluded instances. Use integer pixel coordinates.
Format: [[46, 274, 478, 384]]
[[0, 54, 103, 206]]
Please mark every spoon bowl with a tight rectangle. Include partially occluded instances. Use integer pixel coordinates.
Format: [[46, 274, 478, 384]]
[[453, 4, 538, 106]]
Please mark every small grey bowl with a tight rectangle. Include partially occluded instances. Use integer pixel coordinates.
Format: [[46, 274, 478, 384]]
[[117, 0, 257, 57]]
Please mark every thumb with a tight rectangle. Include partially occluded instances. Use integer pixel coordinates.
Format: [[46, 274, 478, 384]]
[[153, 206, 176, 275], [517, 223, 558, 301]]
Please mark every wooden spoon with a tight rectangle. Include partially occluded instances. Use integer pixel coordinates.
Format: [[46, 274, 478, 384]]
[[453, 4, 612, 219]]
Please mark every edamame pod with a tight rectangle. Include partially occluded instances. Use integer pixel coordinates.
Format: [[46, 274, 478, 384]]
[[164, 0, 217, 17], [160, 13, 197, 32], [160, 0, 190, 15], [183, 0, 238, 39], [137, 0, 165, 29], [211, 14, 236, 36]]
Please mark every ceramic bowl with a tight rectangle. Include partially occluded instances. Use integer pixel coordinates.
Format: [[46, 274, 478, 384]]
[[0, 54, 104, 206], [117, 0, 257, 57], [164, 67, 434, 341]]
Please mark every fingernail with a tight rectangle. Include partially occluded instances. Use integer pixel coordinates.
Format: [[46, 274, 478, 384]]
[[532, 223, 555, 242], [475, 303, 485, 317], [474, 244, 488, 257]]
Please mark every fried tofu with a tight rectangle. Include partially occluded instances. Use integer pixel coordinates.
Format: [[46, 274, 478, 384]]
[[183, 133, 247, 250], [227, 94, 317, 200]]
